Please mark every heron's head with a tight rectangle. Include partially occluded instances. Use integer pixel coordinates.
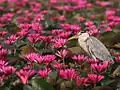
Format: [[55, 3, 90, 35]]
[[68, 31, 90, 41], [78, 32, 90, 41]]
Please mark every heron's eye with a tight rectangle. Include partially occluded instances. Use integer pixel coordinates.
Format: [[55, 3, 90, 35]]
[[78, 31, 85, 35], [77, 32, 82, 36], [81, 30, 86, 33]]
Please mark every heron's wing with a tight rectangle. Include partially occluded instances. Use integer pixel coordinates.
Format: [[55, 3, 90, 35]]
[[86, 36, 113, 61]]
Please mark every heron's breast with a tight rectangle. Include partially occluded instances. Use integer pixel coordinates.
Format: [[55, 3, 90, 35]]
[[78, 39, 89, 53]]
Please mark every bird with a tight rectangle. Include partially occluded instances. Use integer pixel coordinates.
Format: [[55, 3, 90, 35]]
[[68, 31, 114, 63]]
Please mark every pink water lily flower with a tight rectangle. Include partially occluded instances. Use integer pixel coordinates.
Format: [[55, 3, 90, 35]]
[[24, 53, 39, 63], [5, 34, 20, 45], [88, 74, 104, 86], [58, 31, 71, 39], [91, 61, 109, 73], [115, 56, 120, 62], [43, 55, 56, 65], [72, 55, 88, 64], [87, 59, 100, 64], [53, 61, 65, 69], [37, 68, 52, 79], [2, 66, 16, 75], [59, 68, 77, 80], [0, 60, 8, 67], [0, 49, 8, 59], [16, 69, 35, 85], [31, 23, 43, 32], [27, 34, 40, 43], [75, 76, 89, 87], [56, 49, 69, 58], [0, 31, 7, 37], [52, 38, 67, 49]]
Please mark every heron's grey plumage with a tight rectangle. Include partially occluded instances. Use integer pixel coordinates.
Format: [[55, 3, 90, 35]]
[[77, 32, 113, 62], [86, 36, 113, 61]]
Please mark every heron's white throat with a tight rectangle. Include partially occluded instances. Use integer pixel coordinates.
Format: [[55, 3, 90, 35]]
[[78, 32, 90, 41]]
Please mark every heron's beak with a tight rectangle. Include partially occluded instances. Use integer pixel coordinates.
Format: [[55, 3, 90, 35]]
[[68, 35, 79, 41]]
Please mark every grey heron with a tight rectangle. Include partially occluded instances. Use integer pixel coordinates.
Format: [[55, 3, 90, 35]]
[[68, 32, 114, 63]]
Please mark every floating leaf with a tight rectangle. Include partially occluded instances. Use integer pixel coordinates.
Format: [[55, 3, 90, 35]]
[[92, 86, 113, 90], [19, 45, 36, 58], [112, 65, 120, 77], [100, 31, 120, 48], [0, 87, 10, 90], [23, 85, 32, 90], [60, 81, 73, 90], [68, 46, 88, 55], [7, 56, 25, 66], [49, 71, 58, 80], [67, 39, 78, 48], [11, 83, 24, 90], [101, 79, 115, 86], [31, 77, 55, 90], [3, 23, 20, 34]]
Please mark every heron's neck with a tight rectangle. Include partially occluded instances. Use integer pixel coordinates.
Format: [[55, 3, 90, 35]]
[[78, 36, 89, 42]]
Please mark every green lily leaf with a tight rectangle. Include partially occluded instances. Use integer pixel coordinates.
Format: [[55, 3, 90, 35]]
[[49, 71, 58, 80], [10, 83, 24, 90], [31, 77, 55, 90], [23, 85, 32, 90], [0, 87, 10, 90], [101, 79, 115, 86]]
